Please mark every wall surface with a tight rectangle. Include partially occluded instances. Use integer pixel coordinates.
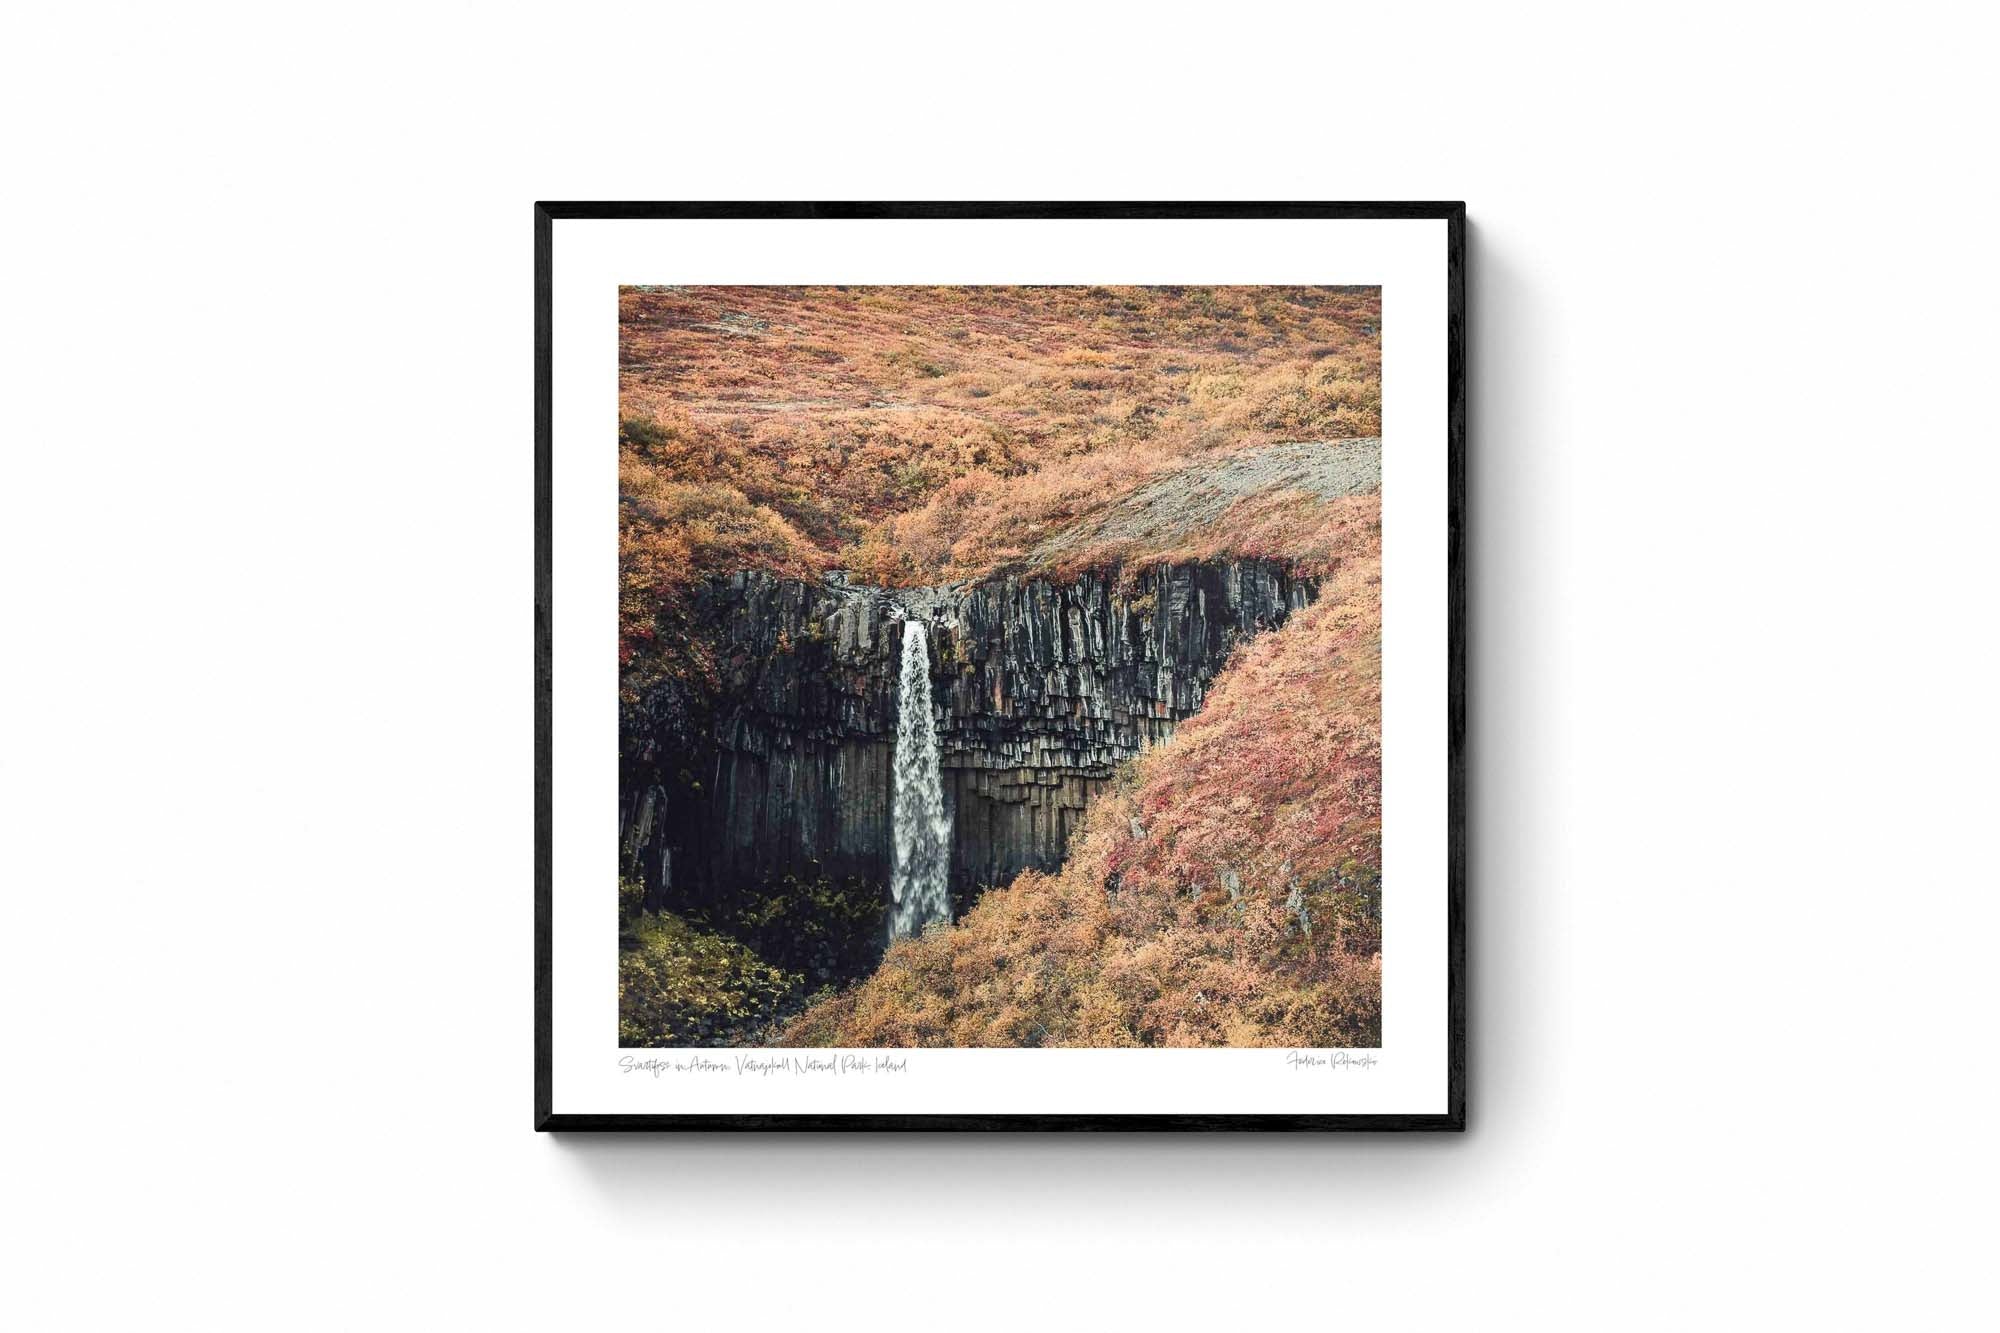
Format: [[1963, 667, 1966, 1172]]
[[5, 4, 1994, 1331]]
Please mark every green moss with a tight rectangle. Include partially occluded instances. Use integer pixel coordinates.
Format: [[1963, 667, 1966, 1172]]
[[619, 413, 676, 454], [618, 909, 803, 1047]]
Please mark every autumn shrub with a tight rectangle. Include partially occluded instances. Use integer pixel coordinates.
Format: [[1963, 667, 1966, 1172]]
[[618, 454, 826, 696], [617, 284, 1382, 609], [617, 906, 803, 1047]]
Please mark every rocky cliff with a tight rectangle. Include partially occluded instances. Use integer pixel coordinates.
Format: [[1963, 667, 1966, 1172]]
[[621, 559, 1316, 928]]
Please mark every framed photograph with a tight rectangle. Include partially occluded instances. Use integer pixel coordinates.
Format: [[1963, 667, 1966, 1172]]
[[536, 203, 1464, 1129]]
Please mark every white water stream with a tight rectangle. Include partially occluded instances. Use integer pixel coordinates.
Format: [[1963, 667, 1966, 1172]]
[[889, 620, 952, 939]]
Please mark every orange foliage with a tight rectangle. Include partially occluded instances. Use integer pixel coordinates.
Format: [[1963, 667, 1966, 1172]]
[[619, 426, 826, 691], [618, 285, 1381, 597]]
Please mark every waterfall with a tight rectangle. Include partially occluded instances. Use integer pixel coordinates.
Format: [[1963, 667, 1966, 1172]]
[[890, 620, 952, 939]]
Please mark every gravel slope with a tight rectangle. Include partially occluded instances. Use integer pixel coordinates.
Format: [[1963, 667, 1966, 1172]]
[[1030, 437, 1380, 565]]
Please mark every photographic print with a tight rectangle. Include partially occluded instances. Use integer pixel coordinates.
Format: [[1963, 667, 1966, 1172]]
[[538, 204, 1461, 1128], [616, 284, 1384, 1050]]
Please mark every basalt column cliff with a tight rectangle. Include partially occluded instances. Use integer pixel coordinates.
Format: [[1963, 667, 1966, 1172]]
[[621, 559, 1316, 922]]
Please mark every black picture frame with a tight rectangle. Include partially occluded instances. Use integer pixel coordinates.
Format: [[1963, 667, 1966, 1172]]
[[536, 202, 1465, 1131]]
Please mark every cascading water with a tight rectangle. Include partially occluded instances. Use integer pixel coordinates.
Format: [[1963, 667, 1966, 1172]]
[[889, 619, 952, 940]]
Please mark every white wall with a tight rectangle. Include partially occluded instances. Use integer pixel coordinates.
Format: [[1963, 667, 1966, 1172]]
[[5, 3, 1992, 1329]]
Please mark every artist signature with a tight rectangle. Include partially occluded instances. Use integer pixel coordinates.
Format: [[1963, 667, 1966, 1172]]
[[1283, 1051, 1379, 1071]]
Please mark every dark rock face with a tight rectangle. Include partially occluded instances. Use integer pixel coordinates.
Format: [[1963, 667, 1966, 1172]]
[[621, 560, 1315, 921]]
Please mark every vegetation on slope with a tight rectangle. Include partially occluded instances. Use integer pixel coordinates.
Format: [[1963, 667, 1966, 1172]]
[[780, 527, 1383, 1048], [618, 285, 1379, 692], [617, 901, 805, 1047]]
